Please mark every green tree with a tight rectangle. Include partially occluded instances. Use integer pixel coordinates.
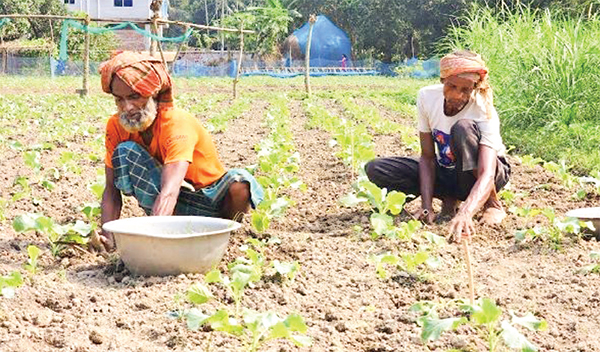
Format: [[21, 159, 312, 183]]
[[221, 0, 299, 55], [0, 0, 67, 41]]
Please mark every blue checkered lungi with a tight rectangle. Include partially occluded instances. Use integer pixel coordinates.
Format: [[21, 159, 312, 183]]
[[111, 141, 264, 217]]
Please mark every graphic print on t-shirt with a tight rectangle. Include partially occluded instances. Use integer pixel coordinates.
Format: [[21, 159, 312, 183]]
[[432, 129, 455, 168]]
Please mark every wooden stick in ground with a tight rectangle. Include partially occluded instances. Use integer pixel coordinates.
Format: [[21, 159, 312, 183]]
[[232, 21, 244, 99], [462, 239, 475, 305], [304, 14, 316, 97], [81, 16, 91, 97]]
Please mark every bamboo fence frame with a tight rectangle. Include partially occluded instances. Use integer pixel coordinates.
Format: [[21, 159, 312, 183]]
[[0, 14, 255, 96]]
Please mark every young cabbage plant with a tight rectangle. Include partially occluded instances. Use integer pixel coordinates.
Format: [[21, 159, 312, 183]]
[[23, 245, 41, 275], [514, 207, 595, 248], [271, 260, 300, 284], [13, 213, 92, 256], [341, 179, 419, 240], [412, 298, 547, 352], [0, 271, 24, 298], [176, 243, 311, 351], [578, 251, 600, 275]]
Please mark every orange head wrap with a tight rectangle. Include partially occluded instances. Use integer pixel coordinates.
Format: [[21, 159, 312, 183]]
[[99, 51, 174, 109], [440, 50, 494, 119]]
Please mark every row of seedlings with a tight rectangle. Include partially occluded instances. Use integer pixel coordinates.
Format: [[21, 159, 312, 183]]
[[173, 94, 311, 352]]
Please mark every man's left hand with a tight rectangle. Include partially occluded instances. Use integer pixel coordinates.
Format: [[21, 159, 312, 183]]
[[448, 212, 475, 243]]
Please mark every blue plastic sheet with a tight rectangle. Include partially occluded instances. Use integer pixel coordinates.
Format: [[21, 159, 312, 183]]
[[288, 15, 352, 67]]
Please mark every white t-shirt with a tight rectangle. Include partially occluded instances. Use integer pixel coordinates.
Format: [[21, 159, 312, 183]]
[[417, 84, 506, 168]]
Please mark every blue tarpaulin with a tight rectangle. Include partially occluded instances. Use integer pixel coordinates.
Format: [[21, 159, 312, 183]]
[[289, 15, 352, 67]]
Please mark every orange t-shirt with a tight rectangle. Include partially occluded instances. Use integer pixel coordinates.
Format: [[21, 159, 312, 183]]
[[105, 108, 226, 188]]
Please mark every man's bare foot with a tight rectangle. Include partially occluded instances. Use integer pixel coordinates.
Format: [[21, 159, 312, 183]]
[[481, 197, 506, 225]]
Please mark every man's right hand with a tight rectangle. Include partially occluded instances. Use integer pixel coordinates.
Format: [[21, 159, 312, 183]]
[[414, 208, 435, 224]]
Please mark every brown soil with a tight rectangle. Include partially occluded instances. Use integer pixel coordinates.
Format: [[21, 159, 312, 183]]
[[0, 83, 598, 352]]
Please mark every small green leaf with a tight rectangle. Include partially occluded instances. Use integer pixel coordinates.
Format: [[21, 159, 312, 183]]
[[205, 269, 222, 283], [386, 191, 407, 215], [187, 283, 213, 305], [370, 213, 393, 236], [69, 221, 92, 236], [13, 214, 38, 233], [339, 193, 368, 208], [424, 231, 446, 246], [290, 335, 312, 347], [472, 298, 502, 325], [421, 317, 467, 342], [251, 211, 270, 233], [184, 308, 210, 330], [0, 271, 23, 298], [500, 321, 538, 352], [285, 313, 308, 333], [510, 311, 547, 331]]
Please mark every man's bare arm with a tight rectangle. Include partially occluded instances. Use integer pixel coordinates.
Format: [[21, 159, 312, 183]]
[[100, 166, 122, 250], [418, 132, 436, 223], [449, 145, 497, 239], [152, 161, 189, 216]]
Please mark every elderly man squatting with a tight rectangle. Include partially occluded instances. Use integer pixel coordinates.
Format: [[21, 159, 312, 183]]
[[365, 50, 511, 242], [98, 52, 263, 250]]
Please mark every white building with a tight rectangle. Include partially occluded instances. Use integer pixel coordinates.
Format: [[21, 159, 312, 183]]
[[63, 0, 170, 51]]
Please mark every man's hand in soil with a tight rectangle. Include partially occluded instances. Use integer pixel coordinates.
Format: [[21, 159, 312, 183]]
[[90, 230, 116, 252], [449, 212, 475, 243], [414, 208, 436, 225]]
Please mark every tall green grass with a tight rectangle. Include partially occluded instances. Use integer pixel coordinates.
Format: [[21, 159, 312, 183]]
[[444, 4, 600, 174]]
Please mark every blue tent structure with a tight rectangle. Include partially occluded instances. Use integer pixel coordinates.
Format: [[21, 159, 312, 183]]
[[282, 15, 352, 67]]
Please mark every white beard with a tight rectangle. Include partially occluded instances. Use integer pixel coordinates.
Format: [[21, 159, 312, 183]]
[[118, 98, 158, 133]]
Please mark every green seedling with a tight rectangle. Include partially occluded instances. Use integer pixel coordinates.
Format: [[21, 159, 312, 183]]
[[12, 175, 31, 202], [341, 179, 419, 240], [80, 202, 101, 229], [249, 96, 303, 234], [23, 150, 42, 173], [58, 151, 82, 174], [412, 298, 547, 351], [0, 271, 24, 298], [272, 260, 300, 284], [578, 252, 600, 275], [87, 176, 105, 201], [518, 154, 544, 168], [370, 248, 442, 280], [23, 245, 41, 275], [13, 213, 92, 256], [515, 208, 595, 248], [176, 240, 312, 352]]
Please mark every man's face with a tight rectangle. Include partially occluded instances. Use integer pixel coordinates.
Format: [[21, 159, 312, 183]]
[[111, 75, 158, 133], [442, 75, 477, 116]]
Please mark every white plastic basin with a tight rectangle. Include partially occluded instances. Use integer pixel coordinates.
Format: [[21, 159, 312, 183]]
[[102, 216, 241, 276], [566, 207, 600, 236]]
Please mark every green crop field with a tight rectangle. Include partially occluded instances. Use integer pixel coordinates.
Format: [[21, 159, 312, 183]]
[[0, 75, 598, 351]]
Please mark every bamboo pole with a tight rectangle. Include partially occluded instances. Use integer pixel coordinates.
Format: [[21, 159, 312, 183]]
[[232, 22, 244, 99], [304, 14, 316, 97], [0, 15, 255, 33], [81, 16, 91, 97], [150, 17, 158, 56], [157, 19, 255, 33], [462, 240, 475, 305]]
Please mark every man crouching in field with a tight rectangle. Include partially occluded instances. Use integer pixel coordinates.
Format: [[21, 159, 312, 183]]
[[365, 50, 510, 242], [97, 52, 263, 251]]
